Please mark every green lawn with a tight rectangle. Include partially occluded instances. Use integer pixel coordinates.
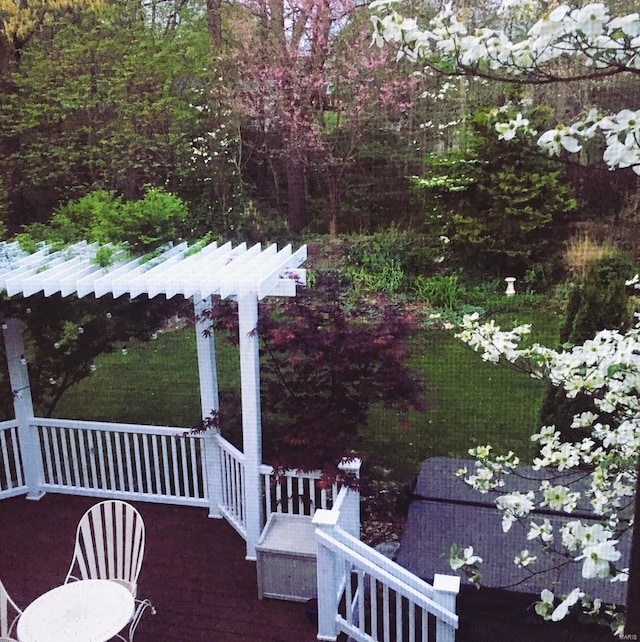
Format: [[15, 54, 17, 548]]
[[53, 306, 561, 485], [362, 308, 562, 484], [51, 328, 240, 427]]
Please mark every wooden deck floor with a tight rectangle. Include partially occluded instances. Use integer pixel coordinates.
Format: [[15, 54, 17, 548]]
[[0, 494, 319, 642]]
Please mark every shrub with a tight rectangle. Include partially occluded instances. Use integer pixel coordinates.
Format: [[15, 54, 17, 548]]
[[200, 273, 427, 484], [413, 273, 464, 311], [19, 187, 189, 253], [340, 228, 445, 296], [342, 228, 443, 277], [539, 249, 638, 440], [561, 249, 637, 345], [413, 106, 578, 282]]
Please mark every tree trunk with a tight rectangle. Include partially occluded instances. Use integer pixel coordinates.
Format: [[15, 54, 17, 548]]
[[206, 0, 222, 52], [327, 167, 340, 237], [286, 157, 307, 234], [0, 36, 13, 78]]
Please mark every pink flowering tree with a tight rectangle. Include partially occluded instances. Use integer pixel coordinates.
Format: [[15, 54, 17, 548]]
[[228, 0, 420, 234]]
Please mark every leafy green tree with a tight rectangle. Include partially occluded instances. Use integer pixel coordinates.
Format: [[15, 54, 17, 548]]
[[0, 0, 210, 228], [0, 0, 104, 75], [414, 107, 578, 284]]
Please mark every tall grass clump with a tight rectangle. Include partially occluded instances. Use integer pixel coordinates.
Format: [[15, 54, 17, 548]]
[[564, 232, 615, 278], [413, 274, 464, 311]]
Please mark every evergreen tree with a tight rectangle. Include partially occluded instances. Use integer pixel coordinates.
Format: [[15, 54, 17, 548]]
[[539, 249, 637, 440]]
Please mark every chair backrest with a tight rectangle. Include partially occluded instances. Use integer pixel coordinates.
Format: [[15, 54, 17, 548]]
[[65, 500, 145, 595], [0, 578, 21, 639]]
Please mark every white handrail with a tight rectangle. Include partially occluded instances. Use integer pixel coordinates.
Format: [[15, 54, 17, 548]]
[[314, 497, 459, 642], [34, 416, 190, 436], [318, 527, 457, 624], [28, 418, 208, 507]]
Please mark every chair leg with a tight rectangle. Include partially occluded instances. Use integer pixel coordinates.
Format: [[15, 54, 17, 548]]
[[115, 599, 156, 642]]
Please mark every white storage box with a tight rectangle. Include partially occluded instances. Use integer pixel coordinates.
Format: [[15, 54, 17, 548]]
[[256, 513, 317, 602]]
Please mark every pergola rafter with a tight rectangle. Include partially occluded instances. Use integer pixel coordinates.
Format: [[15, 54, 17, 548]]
[[0, 238, 307, 559], [0, 240, 307, 301]]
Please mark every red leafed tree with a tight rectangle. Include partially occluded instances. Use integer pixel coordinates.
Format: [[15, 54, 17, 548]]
[[201, 274, 427, 485]]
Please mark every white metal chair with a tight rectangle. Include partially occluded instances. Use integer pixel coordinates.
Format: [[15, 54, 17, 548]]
[[0, 578, 22, 642], [64, 500, 155, 641]]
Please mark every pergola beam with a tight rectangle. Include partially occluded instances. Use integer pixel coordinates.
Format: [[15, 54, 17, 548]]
[[0, 240, 306, 302]]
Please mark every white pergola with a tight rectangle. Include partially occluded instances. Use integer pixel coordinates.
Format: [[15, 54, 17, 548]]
[[0, 239, 307, 557]]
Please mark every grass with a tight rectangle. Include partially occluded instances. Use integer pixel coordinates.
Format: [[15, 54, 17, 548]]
[[564, 232, 614, 278], [362, 307, 562, 485], [52, 328, 240, 427], [53, 302, 562, 489]]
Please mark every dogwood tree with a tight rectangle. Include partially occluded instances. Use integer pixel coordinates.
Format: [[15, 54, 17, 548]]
[[451, 295, 640, 636], [369, 0, 640, 174], [369, 0, 640, 635]]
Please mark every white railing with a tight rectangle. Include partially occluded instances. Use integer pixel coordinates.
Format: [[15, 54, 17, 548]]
[[215, 437, 352, 540], [0, 419, 25, 499], [314, 506, 459, 642], [260, 466, 332, 518], [216, 433, 247, 537], [31, 418, 208, 507], [1, 416, 366, 562]]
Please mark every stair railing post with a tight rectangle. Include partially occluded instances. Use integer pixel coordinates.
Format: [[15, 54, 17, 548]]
[[313, 508, 341, 641], [433, 573, 460, 642], [338, 458, 361, 540]]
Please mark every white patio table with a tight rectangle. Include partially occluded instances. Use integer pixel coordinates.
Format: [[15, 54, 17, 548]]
[[17, 579, 135, 642]]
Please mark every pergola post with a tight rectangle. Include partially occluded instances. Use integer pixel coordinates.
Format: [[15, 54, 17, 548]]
[[237, 289, 263, 560], [2, 318, 44, 500], [194, 296, 223, 519]]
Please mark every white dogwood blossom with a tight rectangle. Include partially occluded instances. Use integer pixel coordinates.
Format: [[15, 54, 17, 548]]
[[514, 549, 537, 567], [578, 541, 623, 579], [549, 588, 584, 622], [536, 587, 590, 622], [496, 491, 536, 531], [448, 307, 640, 630], [369, 1, 640, 173], [528, 518, 554, 543], [540, 480, 580, 511], [449, 544, 483, 570], [495, 112, 532, 140]]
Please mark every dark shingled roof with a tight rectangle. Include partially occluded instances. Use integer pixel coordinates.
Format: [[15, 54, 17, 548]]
[[0, 494, 319, 642]]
